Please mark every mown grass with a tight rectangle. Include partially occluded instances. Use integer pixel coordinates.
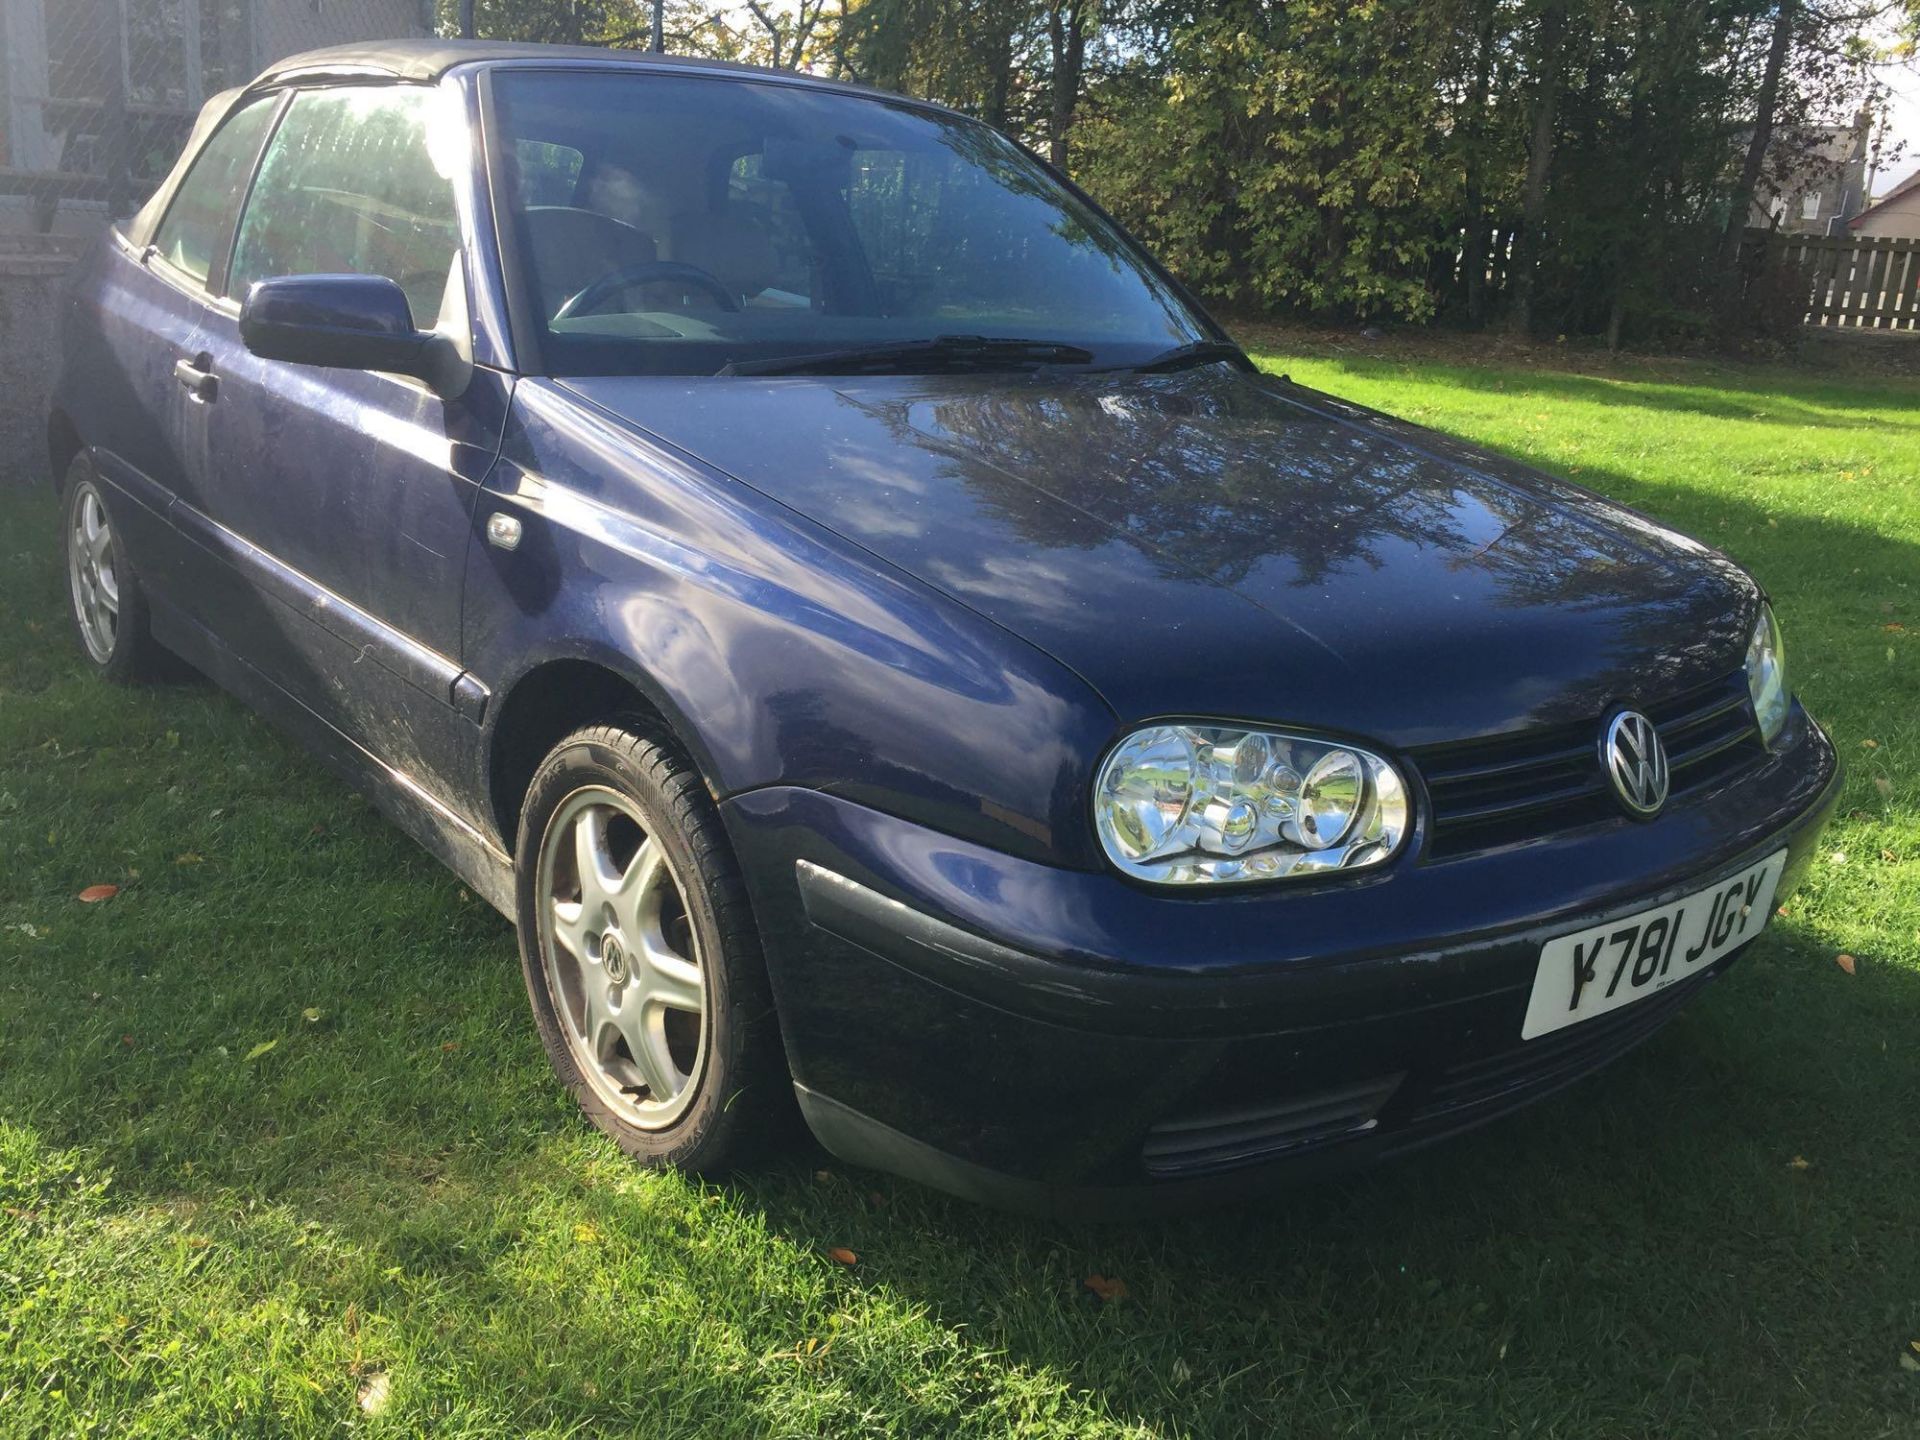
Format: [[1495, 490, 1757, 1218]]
[[2, 345, 1917, 1438]]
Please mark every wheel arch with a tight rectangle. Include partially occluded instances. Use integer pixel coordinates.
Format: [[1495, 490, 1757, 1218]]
[[47, 408, 83, 488], [484, 652, 723, 857]]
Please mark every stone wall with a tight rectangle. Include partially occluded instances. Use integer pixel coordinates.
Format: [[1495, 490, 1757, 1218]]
[[0, 236, 80, 487]]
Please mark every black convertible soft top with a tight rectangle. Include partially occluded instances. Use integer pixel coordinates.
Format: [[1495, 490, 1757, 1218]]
[[256, 38, 822, 88]]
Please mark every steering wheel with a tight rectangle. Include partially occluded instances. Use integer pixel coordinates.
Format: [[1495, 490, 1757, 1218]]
[[554, 260, 740, 320]]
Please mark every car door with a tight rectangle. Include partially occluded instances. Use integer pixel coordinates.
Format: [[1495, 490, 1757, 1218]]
[[63, 91, 281, 603], [181, 81, 511, 810]]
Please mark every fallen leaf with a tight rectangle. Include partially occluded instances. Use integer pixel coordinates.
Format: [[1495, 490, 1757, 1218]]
[[174, 853, 203, 866], [76, 884, 119, 903], [120, 1034, 135, 1048], [1084, 1273, 1129, 1303], [357, 1370, 390, 1416], [301, 1007, 323, 1023], [1885, 623, 1906, 633], [1171, 1356, 1192, 1384], [1834, 953, 1856, 976], [827, 1247, 858, 1267], [244, 1039, 278, 1061], [1788, 1155, 1811, 1171], [1910, 1340, 1920, 1355], [1876, 776, 1894, 799], [440, 1041, 459, 1053], [573, 1222, 601, 1244], [1902, 1353, 1920, 1375], [1861, 738, 1880, 750]]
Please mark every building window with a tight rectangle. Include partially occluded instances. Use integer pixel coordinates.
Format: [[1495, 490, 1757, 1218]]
[[1801, 191, 1822, 221]]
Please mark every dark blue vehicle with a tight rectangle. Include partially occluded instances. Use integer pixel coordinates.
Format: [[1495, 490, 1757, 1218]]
[[50, 41, 1839, 1212]]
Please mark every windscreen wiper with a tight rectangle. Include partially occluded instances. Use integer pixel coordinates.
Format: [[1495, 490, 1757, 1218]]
[[718, 334, 1097, 377], [1119, 339, 1254, 374]]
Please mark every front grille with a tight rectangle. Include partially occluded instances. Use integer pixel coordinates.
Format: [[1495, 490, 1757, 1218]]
[[1417, 672, 1765, 859], [1141, 1074, 1404, 1179], [1410, 963, 1720, 1124]]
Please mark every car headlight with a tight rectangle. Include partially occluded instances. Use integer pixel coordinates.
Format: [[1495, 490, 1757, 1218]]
[[1094, 724, 1409, 885], [1746, 603, 1790, 745]]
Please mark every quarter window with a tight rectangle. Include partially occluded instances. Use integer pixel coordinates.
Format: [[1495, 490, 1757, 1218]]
[[150, 94, 278, 287], [228, 86, 461, 327]]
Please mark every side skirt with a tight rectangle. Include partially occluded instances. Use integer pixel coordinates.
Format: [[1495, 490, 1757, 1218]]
[[149, 597, 518, 918]]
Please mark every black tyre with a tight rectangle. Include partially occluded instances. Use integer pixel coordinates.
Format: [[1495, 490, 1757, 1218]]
[[61, 455, 171, 683], [513, 719, 784, 1171]]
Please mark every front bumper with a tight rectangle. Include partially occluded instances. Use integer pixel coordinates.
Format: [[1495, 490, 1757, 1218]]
[[721, 707, 1840, 1214]]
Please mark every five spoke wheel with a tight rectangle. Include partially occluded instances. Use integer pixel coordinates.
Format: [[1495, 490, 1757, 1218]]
[[67, 482, 119, 664], [536, 785, 709, 1129]]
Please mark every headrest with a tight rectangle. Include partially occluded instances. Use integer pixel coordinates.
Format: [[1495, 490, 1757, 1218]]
[[669, 209, 778, 300]]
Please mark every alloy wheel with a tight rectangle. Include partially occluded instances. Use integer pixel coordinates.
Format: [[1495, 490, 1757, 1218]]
[[67, 482, 119, 664], [535, 785, 710, 1129]]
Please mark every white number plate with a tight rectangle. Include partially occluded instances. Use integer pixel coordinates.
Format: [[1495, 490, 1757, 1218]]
[[1522, 851, 1787, 1041]]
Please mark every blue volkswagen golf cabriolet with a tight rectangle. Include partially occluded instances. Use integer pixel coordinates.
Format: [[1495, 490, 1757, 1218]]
[[49, 40, 1839, 1212]]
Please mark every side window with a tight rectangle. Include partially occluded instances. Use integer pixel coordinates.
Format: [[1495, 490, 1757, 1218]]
[[228, 86, 461, 327], [150, 95, 279, 287]]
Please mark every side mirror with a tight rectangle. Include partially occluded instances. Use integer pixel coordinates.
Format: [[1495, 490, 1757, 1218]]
[[238, 274, 469, 398]]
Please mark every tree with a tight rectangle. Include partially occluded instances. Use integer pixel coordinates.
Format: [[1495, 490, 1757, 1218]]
[[1044, 0, 1096, 165], [742, 0, 834, 68], [1506, 0, 1568, 335], [1719, 0, 1799, 274]]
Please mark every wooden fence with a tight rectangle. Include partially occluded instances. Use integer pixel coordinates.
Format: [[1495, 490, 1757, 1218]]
[[1761, 231, 1920, 332]]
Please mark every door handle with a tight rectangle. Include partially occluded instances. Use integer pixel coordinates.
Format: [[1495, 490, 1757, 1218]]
[[174, 354, 217, 403]]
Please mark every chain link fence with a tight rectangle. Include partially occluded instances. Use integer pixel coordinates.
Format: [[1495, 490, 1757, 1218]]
[[1, 0, 435, 236]]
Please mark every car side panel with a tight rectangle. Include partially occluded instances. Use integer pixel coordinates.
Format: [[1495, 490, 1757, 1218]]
[[181, 298, 511, 815], [461, 379, 1118, 867], [52, 236, 211, 593]]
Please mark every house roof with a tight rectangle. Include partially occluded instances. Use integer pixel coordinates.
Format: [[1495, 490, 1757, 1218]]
[[1850, 168, 1920, 229]]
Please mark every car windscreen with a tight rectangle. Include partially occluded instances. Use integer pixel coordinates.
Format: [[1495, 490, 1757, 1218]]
[[489, 69, 1210, 377]]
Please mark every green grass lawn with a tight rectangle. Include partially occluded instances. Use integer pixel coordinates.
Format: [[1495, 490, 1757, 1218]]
[[2, 347, 1917, 1438]]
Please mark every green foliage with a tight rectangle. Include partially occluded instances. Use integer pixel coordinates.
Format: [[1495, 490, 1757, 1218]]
[[1076, 0, 1459, 320]]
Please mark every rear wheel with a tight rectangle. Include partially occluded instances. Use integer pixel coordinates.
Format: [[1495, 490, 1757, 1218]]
[[61, 455, 168, 683], [514, 720, 784, 1170]]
